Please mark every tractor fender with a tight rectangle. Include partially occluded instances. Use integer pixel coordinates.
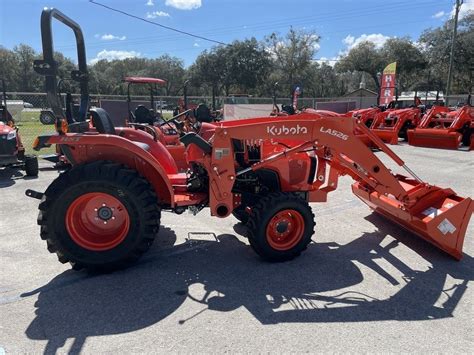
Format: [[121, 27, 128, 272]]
[[49, 134, 175, 205], [116, 127, 179, 174]]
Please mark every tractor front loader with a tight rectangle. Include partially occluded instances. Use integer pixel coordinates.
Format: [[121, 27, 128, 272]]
[[408, 100, 474, 150], [27, 9, 473, 273], [369, 106, 421, 145]]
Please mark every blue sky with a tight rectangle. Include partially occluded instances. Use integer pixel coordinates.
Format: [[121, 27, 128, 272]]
[[0, 0, 472, 67]]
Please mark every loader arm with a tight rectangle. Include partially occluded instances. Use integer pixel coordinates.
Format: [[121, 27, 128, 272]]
[[197, 112, 472, 260], [207, 113, 409, 205]]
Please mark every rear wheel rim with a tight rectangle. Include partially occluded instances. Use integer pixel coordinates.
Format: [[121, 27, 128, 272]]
[[266, 209, 304, 251], [65, 192, 130, 251]]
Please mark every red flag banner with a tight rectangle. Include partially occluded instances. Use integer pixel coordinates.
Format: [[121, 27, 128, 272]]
[[380, 62, 397, 105]]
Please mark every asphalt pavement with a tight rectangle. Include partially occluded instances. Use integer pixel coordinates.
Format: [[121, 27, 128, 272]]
[[0, 144, 473, 354]]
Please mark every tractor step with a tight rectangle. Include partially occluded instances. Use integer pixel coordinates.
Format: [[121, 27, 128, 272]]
[[174, 192, 207, 206]]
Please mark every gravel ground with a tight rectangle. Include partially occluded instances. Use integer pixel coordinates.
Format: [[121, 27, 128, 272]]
[[0, 144, 472, 354]]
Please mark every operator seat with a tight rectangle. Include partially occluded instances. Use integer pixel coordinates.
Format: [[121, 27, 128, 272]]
[[194, 103, 213, 123], [135, 105, 154, 125], [90, 108, 152, 152], [90, 108, 116, 134]]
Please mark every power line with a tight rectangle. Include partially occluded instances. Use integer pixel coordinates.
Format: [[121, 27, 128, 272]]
[[59, 0, 438, 51], [88, 0, 227, 45]]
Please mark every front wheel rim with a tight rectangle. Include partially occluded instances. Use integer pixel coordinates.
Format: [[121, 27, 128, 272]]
[[65, 192, 130, 251], [266, 209, 305, 251]]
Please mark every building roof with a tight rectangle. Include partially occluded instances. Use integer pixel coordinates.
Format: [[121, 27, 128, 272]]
[[343, 88, 378, 97]]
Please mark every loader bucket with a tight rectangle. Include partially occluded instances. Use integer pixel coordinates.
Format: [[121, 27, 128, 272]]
[[352, 177, 473, 260], [408, 129, 462, 150], [371, 128, 399, 145]]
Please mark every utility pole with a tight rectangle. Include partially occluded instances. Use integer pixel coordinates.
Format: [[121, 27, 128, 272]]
[[446, 0, 463, 103]]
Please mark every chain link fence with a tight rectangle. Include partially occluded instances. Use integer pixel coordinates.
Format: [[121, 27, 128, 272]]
[[4, 92, 471, 154]]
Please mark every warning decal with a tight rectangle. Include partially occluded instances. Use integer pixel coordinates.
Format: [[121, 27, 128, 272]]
[[438, 219, 456, 235]]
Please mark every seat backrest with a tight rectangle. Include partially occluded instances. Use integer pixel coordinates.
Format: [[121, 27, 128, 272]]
[[90, 108, 116, 134], [135, 105, 154, 125], [195, 103, 212, 123]]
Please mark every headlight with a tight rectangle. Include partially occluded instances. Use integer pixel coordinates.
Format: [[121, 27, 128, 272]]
[[7, 130, 17, 140]]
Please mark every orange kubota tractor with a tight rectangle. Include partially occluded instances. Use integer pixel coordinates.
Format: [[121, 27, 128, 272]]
[[408, 97, 474, 150], [349, 97, 422, 146], [369, 98, 422, 145], [27, 9, 473, 272]]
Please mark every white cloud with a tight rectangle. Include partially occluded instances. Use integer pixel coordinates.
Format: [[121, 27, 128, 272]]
[[342, 33, 390, 51], [165, 0, 202, 10], [193, 42, 200, 47], [89, 50, 141, 64], [146, 11, 171, 18], [146, 0, 154, 6], [100, 34, 126, 41], [310, 34, 320, 51], [315, 57, 338, 67], [455, 0, 474, 19], [432, 10, 446, 19]]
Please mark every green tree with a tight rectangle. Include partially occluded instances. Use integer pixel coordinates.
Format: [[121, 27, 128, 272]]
[[419, 12, 474, 94], [13, 44, 40, 91], [380, 37, 427, 91], [265, 28, 320, 96], [335, 41, 385, 93], [224, 38, 272, 94], [0, 47, 18, 90], [146, 55, 185, 96], [188, 47, 227, 95]]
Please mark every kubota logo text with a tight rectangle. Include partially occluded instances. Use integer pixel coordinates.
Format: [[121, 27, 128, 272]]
[[320, 127, 348, 140], [266, 124, 308, 136]]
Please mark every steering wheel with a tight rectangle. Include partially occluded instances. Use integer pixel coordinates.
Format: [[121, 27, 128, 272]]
[[159, 108, 196, 134]]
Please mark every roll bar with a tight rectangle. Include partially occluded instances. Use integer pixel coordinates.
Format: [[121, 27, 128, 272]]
[[33, 8, 89, 123], [124, 78, 167, 123]]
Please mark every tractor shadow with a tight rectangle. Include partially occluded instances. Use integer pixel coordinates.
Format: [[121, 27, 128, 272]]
[[22, 215, 473, 354], [0, 167, 23, 187]]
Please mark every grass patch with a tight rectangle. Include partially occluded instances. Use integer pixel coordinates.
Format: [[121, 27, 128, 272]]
[[16, 111, 56, 155], [14, 109, 175, 155]]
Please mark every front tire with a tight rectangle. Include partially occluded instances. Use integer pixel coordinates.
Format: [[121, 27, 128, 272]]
[[232, 205, 250, 224], [24, 155, 39, 176], [38, 161, 161, 272], [247, 193, 315, 262]]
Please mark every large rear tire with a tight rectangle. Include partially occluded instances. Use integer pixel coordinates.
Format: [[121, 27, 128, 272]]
[[38, 161, 161, 272], [247, 192, 315, 262]]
